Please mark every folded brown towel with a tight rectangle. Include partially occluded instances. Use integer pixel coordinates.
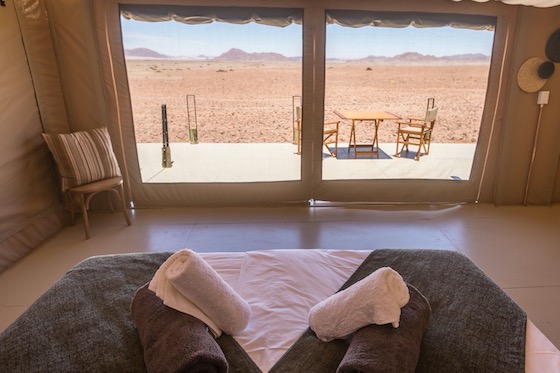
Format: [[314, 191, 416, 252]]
[[131, 284, 228, 373], [337, 284, 431, 373]]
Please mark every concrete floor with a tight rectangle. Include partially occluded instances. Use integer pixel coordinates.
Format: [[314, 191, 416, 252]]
[[137, 142, 476, 182]]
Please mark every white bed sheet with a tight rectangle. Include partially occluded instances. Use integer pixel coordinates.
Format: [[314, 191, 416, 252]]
[[200, 249, 560, 373]]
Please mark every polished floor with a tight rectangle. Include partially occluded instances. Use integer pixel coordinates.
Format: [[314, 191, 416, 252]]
[[0, 203, 559, 349]]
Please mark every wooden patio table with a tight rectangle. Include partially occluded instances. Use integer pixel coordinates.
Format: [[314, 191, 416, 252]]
[[334, 110, 401, 158]]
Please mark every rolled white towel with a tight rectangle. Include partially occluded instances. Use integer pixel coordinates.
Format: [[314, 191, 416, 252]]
[[149, 251, 222, 337], [308, 267, 410, 342], [149, 249, 251, 337]]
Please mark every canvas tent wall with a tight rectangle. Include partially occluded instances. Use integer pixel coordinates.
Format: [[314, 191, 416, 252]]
[[1, 0, 559, 273], [0, 1, 66, 274]]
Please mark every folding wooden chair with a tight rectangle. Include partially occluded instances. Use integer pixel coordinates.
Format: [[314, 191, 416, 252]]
[[395, 98, 438, 161]]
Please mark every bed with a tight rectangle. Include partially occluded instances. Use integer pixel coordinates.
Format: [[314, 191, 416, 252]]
[[0, 249, 558, 372]]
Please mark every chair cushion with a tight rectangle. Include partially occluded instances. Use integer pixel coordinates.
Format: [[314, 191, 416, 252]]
[[42, 127, 121, 191]]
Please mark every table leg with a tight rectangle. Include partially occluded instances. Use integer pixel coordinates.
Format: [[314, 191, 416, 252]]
[[349, 120, 357, 158], [374, 120, 380, 159]]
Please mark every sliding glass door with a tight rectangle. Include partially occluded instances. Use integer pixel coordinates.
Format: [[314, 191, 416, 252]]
[[104, 2, 508, 205], [322, 11, 495, 182], [121, 6, 304, 184]]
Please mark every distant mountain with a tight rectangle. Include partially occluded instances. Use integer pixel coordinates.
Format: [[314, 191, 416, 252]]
[[357, 52, 490, 65], [124, 47, 488, 64], [125, 48, 169, 59], [441, 53, 491, 62], [214, 48, 293, 62], [392, 52, 440, 62]]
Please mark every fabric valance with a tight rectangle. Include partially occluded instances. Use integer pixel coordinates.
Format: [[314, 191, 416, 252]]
[[326, 10, 496, 31], [120, 5, 302, 27]]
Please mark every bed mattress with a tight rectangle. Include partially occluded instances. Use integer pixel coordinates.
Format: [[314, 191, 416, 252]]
[[0, 249, 558, 372]]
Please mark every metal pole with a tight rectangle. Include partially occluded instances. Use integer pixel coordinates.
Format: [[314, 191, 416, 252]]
[[161, 104, 172, 168], [523, 104, 544, 205], [186, 94, 198, 144]]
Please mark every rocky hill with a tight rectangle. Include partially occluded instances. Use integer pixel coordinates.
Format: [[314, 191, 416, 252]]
[[356, 52, 490, 65], [125, 48, 169, 59], [213, 48, 294, 62], [124, 47, 489, 65]]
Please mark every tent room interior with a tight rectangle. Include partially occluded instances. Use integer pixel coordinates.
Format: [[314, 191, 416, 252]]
[[1, 0, 560, 371]]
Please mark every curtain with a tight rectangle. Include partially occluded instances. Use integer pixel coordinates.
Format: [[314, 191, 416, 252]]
[[0, 0, 66, 274], [120, 4, 302, 27], [326, 10, 496, 30]]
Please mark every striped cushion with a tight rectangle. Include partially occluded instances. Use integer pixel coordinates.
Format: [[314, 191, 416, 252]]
[[42, 127, 121, 191]]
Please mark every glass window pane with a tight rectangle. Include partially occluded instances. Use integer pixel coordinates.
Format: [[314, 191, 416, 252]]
[[323, 14, 494, 181], [121, 10, 303, 183]]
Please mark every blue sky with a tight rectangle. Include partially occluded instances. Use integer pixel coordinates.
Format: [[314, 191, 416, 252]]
[[121, 18, 494, 59]]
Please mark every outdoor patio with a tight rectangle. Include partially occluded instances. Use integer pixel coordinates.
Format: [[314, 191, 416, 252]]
[[136, 142, 476, 183]]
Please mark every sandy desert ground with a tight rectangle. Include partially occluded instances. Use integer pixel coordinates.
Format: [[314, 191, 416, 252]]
[[125, 59, 490, 145]]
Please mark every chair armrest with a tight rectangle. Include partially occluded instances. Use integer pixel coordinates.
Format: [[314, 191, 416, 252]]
[[406, 116, 425, 121], [407, 123, 426, 128], [397, 121, 425, 130], [324, 121, 340, 129]]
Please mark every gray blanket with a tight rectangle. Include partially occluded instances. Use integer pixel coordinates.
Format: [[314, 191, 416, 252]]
[[0, 252, 260, 373], [270, 249, 526, 373], [0, 249, 526, 372]]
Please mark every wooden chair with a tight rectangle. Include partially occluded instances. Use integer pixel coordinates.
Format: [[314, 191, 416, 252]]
[[294, 107, 340, 158], [295, 106, 302, 154], [42, 127, 132, 239], [395, 99, 438, 161], [67, 176, 131, 239], [323, 121, 340, 157]]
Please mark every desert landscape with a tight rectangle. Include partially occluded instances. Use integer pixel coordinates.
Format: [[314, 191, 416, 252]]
[[125, 49, 490, 146]]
